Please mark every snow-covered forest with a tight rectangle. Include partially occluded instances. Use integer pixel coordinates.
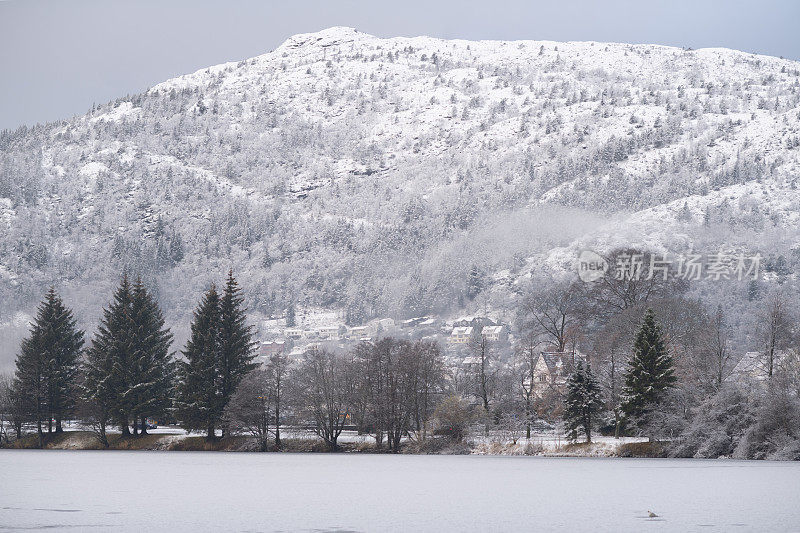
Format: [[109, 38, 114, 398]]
[[2, 27, 800, 370], [3, 264, 799, 460]]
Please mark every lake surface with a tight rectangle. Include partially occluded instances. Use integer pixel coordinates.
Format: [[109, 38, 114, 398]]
[[1, 450, 799, 532]]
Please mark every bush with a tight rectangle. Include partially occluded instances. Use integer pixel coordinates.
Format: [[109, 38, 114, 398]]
[[432, 395, 479, 443], [669, 385, 755, 459]]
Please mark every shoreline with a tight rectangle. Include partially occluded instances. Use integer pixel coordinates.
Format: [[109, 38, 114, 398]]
[[0, 429, 674, 459]]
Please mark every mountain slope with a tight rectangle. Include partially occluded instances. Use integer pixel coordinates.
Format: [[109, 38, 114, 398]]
[[1, 27, 800, 369]]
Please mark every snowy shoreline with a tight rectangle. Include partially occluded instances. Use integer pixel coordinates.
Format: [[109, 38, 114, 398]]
[[0, 426, 692, 459]]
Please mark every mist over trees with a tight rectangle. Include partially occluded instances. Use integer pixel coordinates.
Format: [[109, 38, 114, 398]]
[[2, 259, 799, 460], [1, 29, 799, 459], [2, 29, 800, 370]]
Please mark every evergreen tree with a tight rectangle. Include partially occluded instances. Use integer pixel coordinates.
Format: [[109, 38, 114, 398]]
[[285, 303, 296, 327], [218, 270, 257, 436], [13, 319, 48, 447], [127, 277, 174, 434], [466, 265, 484, 300], [82, 338, 115, 447], [84, 274, 135, 436], [41, 288, 84, 433], [12, 288, 83, 446], [621, 309, 676, 433], [169, 230, 184, 265], [563, 361, 602, 443], [175, 285, 223, 439]]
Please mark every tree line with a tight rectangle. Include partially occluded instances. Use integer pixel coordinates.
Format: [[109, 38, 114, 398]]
[[3, 271, 256, 448], [1, 250, 798, 459], [514, 249, 800, 459], [1, 272, 450, 453]]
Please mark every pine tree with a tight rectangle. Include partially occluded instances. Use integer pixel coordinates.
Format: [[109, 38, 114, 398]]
[[82, 337, 115, 447], [41, 288, 84, 433], [13, 317, 48, 447], [466, 265, 484, 300], [218, 271, 257, 437], [175, 285, 223, 439], [12, 289, 84, 446], [285, 303, 296, 327], [563, 361, 602, 443], [84, 274, 135, 436], [127, 277, 174, 435], [621, 309, 676, 431]]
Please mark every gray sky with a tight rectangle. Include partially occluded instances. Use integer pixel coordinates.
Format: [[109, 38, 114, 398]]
[[1, 0, 799, 131]]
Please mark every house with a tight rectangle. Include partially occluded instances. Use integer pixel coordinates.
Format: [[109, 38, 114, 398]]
[[461, 355, 482, 366], [365, 318, 396, 337], [400, 318, 418, 329], [453, 316, 497, 328], [527, 351, 585, 398], [481, 325, 508, 343], [316, 325, 343, 341], [284, 328, 304, 340], [729, 350, 792, 383], [448, 326, 474, 345], [259, 340, 286, 357], [345, 325, 370, 341], [418, 318, 439, 328], [400, 316, 431, 329], [287, 343, 321, 360]]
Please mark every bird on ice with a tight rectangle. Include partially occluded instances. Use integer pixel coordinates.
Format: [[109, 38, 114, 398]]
[[648, 511, 658, 518]]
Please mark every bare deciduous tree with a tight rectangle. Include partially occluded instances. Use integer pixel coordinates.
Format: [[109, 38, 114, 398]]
[[265, 353, 289, 449], [520, 281, 584, 352], [515, 335, 542, 440], [354, 338, 444, 452], [293, 348, 355, 451], [0, 373, 11, 444], [761, 291, 794, 378], [695, 305, 735, 392], [587, 249, 687, 317], [224, 370, 271, 451]]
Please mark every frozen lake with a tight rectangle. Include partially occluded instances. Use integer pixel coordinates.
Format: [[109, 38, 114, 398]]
[[1, 451, 799, 532]]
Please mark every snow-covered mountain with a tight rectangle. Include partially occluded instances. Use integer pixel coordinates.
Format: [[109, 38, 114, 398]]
[[2, 27, 800, 368]]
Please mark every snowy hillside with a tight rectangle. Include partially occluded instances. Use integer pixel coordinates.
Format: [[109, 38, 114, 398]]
[[1, 27, 800, 367]]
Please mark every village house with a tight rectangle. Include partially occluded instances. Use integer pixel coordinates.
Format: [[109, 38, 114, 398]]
[[345, 325, 370, 341], [417, 317, 439, 328], [729, 350, 794, 383], [448, 326, 474, 345], [481, 325, 508, 343], [284, 328, 304, 340], [527, 351, 586, 398], [287, 343, 322, 361], [316, 325, 343, 341], [259, 340, 286, 357], [452, 316, 498, 328]]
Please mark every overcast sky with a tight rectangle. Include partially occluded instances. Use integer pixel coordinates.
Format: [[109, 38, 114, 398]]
[[1, 0, 799, 131]]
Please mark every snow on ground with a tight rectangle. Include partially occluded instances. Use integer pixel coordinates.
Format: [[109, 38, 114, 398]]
[[12, 422, 648, 456], [88, 101, 141, 124]]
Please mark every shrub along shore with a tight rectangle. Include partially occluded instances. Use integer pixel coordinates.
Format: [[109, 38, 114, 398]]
[[2, 428, 660, 457]]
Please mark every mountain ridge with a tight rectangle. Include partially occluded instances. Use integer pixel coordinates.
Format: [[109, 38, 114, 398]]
[[1, 27, 799, 370]]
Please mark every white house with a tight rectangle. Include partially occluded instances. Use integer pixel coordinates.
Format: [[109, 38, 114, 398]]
[[284, 328, 304, 339], [481, 325, 508, 343], [345, 325, 370, 341], [365, 318, 396, 337], [316, 325, 342, 340], [448, 326, 474, 345], [729, 350, 793, 383]]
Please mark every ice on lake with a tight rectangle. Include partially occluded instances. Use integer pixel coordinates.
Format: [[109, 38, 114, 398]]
[[1, 450, 799, 532]]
